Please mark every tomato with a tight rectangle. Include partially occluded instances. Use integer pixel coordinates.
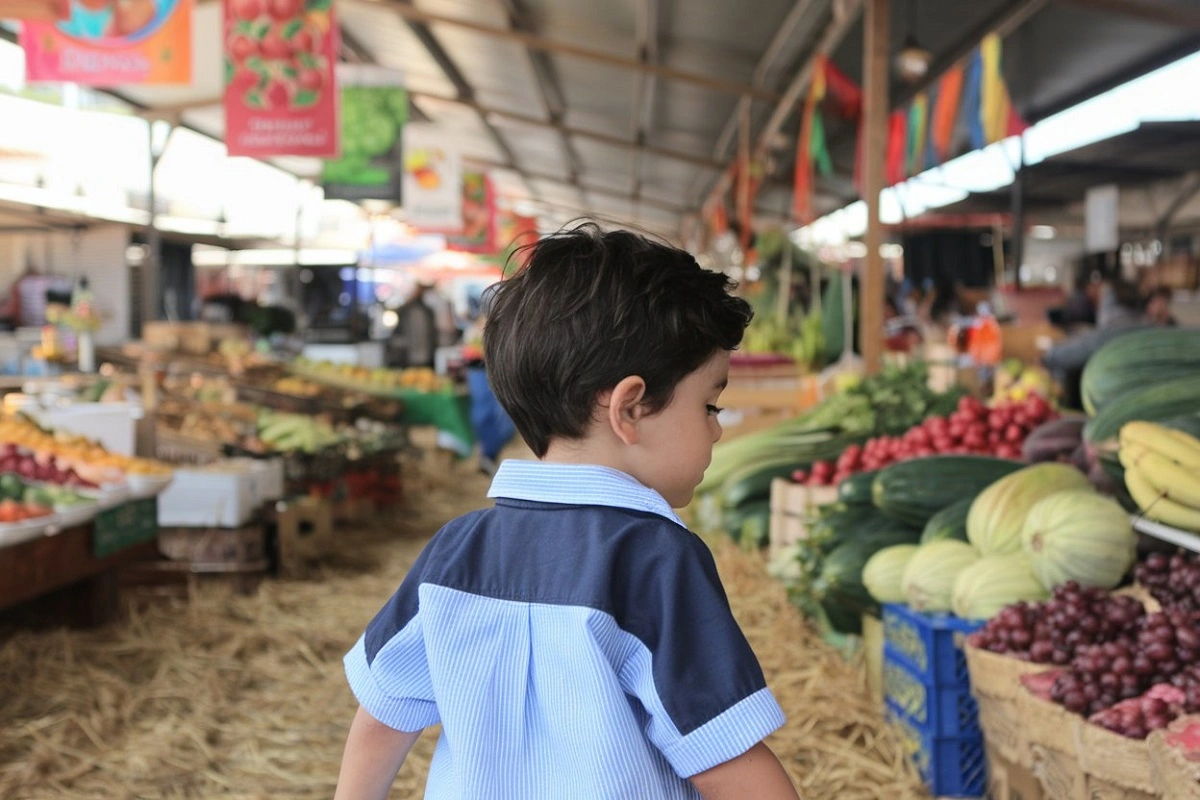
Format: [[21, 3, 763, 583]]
[[996, 444, 1020, 460], [988, 410, 1009, 430], [964, 430, 986, 450], [811, 460, 832, 478], [267, 0, 302, 21], [229, 0, 261, 21], [1004, 424, 1024, 444]]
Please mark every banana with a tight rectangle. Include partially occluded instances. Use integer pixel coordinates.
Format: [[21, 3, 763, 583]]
[[1135, 449, 1200, 508], [1126, 464, 1200, 530], [1120, 422, 1200, 468], [1118, 441, 1150, 471]]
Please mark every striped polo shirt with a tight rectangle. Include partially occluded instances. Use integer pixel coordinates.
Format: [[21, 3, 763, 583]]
[[344, 460, 786, 799]]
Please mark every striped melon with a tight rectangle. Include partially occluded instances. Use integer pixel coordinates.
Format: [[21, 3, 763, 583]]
[[1021, 490, 1136, 591], [901, 540, 981, 613], [967, 463, 1092, 556], [952, 553, 1048, 620], [863, 544, 920, 604]]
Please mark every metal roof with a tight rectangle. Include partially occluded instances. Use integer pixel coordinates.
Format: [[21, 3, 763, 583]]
[[9, 0, 1200, 240]]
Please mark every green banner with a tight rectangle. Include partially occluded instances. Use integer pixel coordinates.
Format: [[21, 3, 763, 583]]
[[93, 498, 158, 559], [322, 71, 408, 202]]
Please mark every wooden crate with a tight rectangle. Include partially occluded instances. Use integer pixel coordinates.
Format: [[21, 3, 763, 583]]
[[862, 613, 884, 708], [767, 479, 838, 560], [272, 497, 333, 576], [157, 524, 266, 564]]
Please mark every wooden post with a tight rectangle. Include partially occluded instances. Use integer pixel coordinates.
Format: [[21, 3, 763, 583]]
[[860, 0, 889, 374]]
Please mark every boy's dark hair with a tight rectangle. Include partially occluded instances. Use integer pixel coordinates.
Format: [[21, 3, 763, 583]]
[[483, 222, 753, 458]]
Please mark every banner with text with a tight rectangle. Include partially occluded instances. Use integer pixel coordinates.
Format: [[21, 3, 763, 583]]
[[223, 0, 338, 158], [402, 123, 462, 232], [321, 65, 407, 203], [22, 0, 192, 85]]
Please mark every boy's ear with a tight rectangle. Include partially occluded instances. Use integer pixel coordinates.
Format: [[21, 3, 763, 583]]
[[603, 375, 648, 446]]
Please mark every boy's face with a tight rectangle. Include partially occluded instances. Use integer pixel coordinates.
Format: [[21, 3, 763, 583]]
[[634, 351, 730, 508]]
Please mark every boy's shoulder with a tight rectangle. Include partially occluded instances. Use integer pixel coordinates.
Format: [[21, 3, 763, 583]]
[[415, 500, 717, 609]]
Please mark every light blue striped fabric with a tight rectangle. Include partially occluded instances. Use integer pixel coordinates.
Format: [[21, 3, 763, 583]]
[[344, 460, 786, 799], [486, 459, 686, 525]]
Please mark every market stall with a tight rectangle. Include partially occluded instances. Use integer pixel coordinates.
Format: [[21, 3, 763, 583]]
[[695, 325, 1200, 798]]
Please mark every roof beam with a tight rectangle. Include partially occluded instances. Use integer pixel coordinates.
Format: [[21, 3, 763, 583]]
[[391, 0, 538, 200], [711, 0, 822, 164], [370, 0, 779, 101], [894, 0, 1051, 108], [1056, 0, 1200, 29], [630, 0, 661, 200], [698, 0, 862, 214], [467, 157, 688, 216], [488, 0, 585, 203]]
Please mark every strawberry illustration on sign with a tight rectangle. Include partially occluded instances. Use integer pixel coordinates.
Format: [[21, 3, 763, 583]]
[[223, 0, 338, 156]]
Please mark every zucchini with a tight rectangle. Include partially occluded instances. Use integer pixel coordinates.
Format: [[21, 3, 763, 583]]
[[722, 499, 770, 542], [1081, 328, 1200, 415], [813, 521, 922, 631], [719, 461, 801, 510], [1084, 374, 1200, 446], [920, 496, 974, 544], [837, 470, 878, 506], [872, 455, 1024, 529]]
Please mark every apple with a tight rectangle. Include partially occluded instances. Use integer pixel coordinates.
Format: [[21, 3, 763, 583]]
[[259, 28, 292, 60], [297, 67, 323, 92], [228, 35, 258, 63]]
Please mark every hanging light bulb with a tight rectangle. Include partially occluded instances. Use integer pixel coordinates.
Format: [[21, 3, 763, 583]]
[[894, 0, 932, 83]]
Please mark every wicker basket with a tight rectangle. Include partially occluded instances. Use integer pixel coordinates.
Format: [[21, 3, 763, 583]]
[[977, 694, 1028, 768], [155, 429, 223, 466], [1087, 775, 1160, 800], [965, 642, 1057, 701], [1076, 721, 1157, 795], [1150, 718, 1200, 800], [1030, 742, 1088, 800]]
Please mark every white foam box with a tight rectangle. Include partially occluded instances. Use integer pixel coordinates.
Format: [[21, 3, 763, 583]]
[[224, 457, 285, 504], [156, 465, 258, 528]]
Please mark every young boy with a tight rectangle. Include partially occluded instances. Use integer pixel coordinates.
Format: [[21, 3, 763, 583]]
[[335, 224, 799, 800]]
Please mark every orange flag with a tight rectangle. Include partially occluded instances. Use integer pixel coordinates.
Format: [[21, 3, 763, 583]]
[[931, 64, 964, 163]]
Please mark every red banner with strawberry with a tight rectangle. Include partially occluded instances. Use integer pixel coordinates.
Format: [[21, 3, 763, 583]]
[[223, 0, 338, 158]]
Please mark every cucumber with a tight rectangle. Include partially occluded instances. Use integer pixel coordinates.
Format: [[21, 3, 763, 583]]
[[722, 499, 770, 542], [837, 470, 878, 506], [719, 461, 801, 510], [872, 455, 1024, 529], [920, 496, 974, 544]]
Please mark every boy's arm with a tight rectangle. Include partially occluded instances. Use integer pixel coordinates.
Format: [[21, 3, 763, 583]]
[[690, 742, 800, 800], [333, 706, 423, 800]]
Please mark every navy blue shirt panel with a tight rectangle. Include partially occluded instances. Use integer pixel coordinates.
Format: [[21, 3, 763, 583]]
[[362, 499, 768, 737]]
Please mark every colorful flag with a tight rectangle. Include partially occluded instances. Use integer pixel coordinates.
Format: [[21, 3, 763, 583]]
[[931, 64, 963, 162], [22, 0, 192, 85], [224, 0, 339, 157]]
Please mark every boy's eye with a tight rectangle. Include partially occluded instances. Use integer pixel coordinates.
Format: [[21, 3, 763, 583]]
[[706, 404, 724, 416]]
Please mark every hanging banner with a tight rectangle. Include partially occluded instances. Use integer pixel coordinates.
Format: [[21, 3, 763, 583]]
[[223, 0, 338, 158], [446, 172, 497, 254], [0, 0, 68, 22], [402, 123, 462, 232], [321, 66, 407, 202], [21, 0, 192, 85]]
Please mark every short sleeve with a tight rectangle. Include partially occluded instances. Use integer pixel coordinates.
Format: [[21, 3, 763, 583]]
[[343, 548, 440, 732], [619, 533, 785, 777]]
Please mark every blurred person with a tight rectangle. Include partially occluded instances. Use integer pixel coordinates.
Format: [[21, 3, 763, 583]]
[[391, 282, 438, 368], [1145, 286, 1178, 327], [462, 295, 515, 475]]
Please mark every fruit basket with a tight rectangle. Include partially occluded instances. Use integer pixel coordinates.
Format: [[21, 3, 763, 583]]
[[1149, 715, 1200, 799]]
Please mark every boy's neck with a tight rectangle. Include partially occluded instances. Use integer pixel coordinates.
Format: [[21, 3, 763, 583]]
[[540, 436, 631, 475]]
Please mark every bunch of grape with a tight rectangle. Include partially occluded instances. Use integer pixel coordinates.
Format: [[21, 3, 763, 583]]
[[1135, 551, 1200, 611], [971, 582, 1145, 664]]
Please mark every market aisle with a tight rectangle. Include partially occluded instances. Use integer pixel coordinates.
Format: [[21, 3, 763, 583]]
[[0, 453, 925, 799]]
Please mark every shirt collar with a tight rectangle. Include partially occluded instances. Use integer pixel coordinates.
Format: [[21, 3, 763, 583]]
[[487, 460, 685, 527]]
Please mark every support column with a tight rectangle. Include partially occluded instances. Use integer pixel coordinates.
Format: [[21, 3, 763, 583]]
[[1011, 133, 1026, 288], [143, 120, 172, 332], [860, 0, 889, 374]]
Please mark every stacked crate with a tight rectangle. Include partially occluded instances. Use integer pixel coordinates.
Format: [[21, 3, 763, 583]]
[[883, 603, 987, 797]]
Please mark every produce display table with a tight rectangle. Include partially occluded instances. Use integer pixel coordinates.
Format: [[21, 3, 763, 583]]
[[0, 511, 159, 628], [397, 388, 474, 447]]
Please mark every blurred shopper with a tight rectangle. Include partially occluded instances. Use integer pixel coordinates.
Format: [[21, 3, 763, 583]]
[[1145, 286, 1178, 327], [462, 296, 515, 475], [391, 282, 438, 368]]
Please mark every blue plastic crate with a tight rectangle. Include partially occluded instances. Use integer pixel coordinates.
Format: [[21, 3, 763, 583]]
[[887, 703, 987, 798], [883, 652, 980, 738], [882, 603, 983, 687]]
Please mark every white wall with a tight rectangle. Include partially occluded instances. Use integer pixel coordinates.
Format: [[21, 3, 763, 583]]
[[0, 225, 130, 344]]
